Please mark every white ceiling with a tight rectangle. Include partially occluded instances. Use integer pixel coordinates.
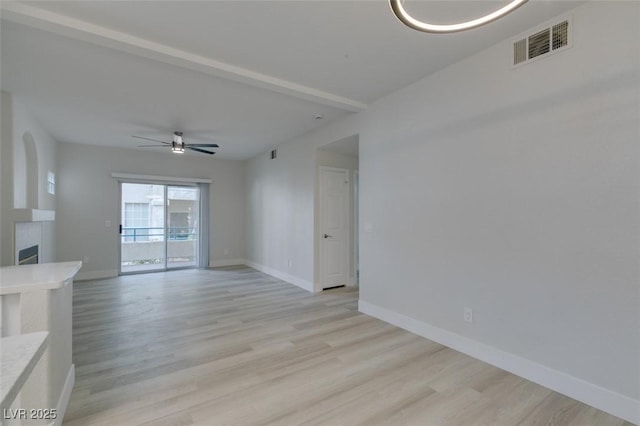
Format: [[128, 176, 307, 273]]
[[1, 1, 582, 160]]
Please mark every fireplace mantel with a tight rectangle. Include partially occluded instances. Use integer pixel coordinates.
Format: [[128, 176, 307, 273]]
[[13, 208, 55, 222]]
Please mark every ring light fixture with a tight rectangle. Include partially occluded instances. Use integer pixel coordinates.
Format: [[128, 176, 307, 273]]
[[388, 0, 529, 34]]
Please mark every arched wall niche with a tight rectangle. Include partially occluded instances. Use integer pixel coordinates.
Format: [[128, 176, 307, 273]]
[[23, 131, 38, 209]]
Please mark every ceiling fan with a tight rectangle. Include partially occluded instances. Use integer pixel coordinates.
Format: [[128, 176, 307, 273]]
[[133, 131, 219, 155]]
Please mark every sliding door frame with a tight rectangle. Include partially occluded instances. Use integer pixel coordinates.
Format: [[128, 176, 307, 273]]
[[165, 183, 200, 271], [118, 179, 201, 275]]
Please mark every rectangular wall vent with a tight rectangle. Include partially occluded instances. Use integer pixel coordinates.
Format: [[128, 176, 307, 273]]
[[513, 17, 571, 67], [552, 21, 569, 50], [528, 28, 551, 59], [513, 38, 527, 65]]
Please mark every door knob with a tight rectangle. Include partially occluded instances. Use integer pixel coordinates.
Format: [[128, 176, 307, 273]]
[[323, 234, 333, 239]]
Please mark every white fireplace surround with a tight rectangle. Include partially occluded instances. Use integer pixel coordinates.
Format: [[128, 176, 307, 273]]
[[13, 208, 55, 266], [15, 222, 43, 266]]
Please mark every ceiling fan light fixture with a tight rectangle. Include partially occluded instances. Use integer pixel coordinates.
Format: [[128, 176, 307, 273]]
[[173, 131, 183, 145], [388, 0, 529, 34], [171, 142, 185, 153], [172, 131, 185, 153]]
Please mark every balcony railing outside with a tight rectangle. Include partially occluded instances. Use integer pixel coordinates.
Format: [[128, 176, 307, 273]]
[[122, 227, 197, 242], [121, 227, 198, 271]]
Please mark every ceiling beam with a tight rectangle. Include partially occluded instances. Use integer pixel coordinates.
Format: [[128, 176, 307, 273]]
[[0, 2, 368, 112]]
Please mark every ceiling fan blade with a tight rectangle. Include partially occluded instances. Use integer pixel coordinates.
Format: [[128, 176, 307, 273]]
[[138, 145, 169, 148], [185, 143, 219, 148], [187, 146, 216, 155], [132, 135, 170, 144]]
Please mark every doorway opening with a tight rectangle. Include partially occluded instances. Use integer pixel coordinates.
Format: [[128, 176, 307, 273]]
[[315, 135, 359, 291]]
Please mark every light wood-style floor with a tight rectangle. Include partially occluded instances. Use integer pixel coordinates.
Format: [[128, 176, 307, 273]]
[[65, 266, 631, 426]]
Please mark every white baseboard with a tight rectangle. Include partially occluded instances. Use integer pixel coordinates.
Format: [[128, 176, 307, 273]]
[[358, 300, 640, 425], [74, 269, 118, 281], [209, 259, 246, 268], [51, 364, 74, 426], [75, 262, 248, 279], [244, 260, 314, 292]]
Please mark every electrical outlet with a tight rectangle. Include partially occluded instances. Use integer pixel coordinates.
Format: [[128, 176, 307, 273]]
[[287, 259, 293, 268], [83, 256, 89, 264], [464, 307, 473, 323], [223, 248, 229, 255]]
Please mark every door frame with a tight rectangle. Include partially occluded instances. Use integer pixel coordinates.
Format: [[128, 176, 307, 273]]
[[317, 166, 351, 290], [353, 169, 359, 285], [165, 184, 200, 271]]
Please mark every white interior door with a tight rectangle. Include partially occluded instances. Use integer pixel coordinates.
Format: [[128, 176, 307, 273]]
[[319, 167, 350, 289]]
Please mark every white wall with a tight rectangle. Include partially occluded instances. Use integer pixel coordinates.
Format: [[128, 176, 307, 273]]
[[245, 2, 639, 421], [56, 142, 246, 279], [1, 91, 15, 266], [359, 1, 639, 418], [245, 141, 317, 290], [11, 96, 58, 212], [0, 91, 58, 266], [316, 148, 358, 170], [245, 116, 360, 291]]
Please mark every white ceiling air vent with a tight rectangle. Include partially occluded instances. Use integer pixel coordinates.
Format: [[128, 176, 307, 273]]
[[513, 17, 571, 67]]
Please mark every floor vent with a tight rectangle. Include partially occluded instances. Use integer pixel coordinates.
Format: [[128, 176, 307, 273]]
[[513, 17, 571, 67]]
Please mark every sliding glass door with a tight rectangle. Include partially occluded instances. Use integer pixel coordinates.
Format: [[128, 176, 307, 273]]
[[120, 182, 199, 274], [120, 183, 166, 274]]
